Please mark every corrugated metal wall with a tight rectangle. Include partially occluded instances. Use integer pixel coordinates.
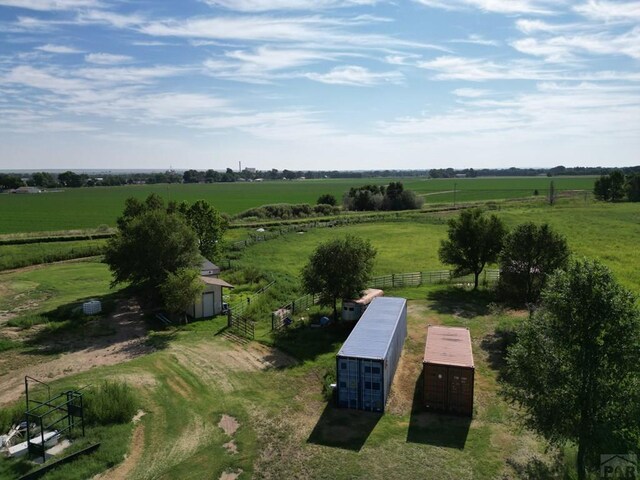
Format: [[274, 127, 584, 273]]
[[423, 363, 474, 416]]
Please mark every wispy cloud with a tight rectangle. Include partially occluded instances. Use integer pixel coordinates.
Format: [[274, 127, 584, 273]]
[[574, 0, 640, 22], [85, 52, 134, 65], [0, 0, 101, 11], [35, 43, 82, 54], [203, 0, 381, 11], [450, 34, 499, 46], [453, 87, 491, 97], [414, 0, 563, 15], [305, 65, 403, 85]]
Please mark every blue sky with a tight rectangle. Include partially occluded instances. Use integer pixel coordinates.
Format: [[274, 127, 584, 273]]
[[0, 0, 638, 171]]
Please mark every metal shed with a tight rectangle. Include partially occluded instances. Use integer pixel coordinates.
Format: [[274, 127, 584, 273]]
[[423, 325, 475, 417], [341, 288, 384, 321], [336, 297, 407, 412]]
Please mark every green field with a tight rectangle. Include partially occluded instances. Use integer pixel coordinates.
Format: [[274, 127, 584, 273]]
[[0, 177, 594, 234]]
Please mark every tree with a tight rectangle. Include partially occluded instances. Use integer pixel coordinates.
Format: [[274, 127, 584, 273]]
[[439, 209, 506, 289], [504, 259, 640, 480], [548, 180, 556, 205], [626, 173, 640, 202], [32, 172, 56, 188], [178, 200, 227, 260], [594, 170, 625, 202], [104, 209, 200, 294], [160, 268, 203, 323], [498, 222, 570, 304], [58, 171, 83, 187], [301, 235, 376, 320], [593, 175, 611, 201], [317, 194, 337, 206]]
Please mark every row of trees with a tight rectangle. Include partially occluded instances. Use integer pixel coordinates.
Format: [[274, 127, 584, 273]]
[[594, 170, 640, 202], [342, 182, 424, 211], [438, 209, 570, 303]]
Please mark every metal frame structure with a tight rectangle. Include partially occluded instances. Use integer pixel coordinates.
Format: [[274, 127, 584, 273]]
[[23, 376, 85, 463]]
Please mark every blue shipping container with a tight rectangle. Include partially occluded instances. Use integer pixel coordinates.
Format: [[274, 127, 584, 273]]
[[336, 297, 408, 412]]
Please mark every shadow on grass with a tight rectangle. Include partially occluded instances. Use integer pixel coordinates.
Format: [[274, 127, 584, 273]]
[[506, 455, 562, 480], [269, 318, 353, 365], [426, 287, 496, 318], [480, 328, 518, 379], [406, 373, 470, 449], [307, 403, 381, 451]]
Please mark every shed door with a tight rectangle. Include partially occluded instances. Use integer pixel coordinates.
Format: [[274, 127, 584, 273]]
[[202, 292, 214, 317]]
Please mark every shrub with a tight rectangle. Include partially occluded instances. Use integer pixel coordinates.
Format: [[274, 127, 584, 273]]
[[0, 403, 25, 433], [84, 381, 137, 426], [317, 194, 337, 206]]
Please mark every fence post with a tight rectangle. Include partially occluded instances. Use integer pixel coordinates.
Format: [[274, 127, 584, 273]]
[[292, 300, 295, 315], [227, 310, 232, 328], [271, 312, 275, 331], [392, 273, 396, 288]]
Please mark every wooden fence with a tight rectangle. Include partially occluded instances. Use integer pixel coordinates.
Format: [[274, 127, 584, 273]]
[[271, 268, 500, 331]]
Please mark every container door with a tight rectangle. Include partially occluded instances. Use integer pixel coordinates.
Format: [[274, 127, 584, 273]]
[[359, 360, 383, 411], [448, 367, 473, 415], [424, 364, 448, 411], [337, 358, 360, 409]]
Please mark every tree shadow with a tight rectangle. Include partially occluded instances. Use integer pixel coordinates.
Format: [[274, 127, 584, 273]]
[[307, 403, 382, 451], [426, 287, 495, 318], [480, 327, 518, 380], [270, 320, 353, 365], [506, 455, 562, 480], [406, 373, 471, 449]]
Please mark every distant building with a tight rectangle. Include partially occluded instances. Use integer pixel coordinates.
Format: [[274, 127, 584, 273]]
[[12, 187, 40, 194], [342, 289, 384, 321], [245, 167, 256, 173], [455, 174, 467, 178]]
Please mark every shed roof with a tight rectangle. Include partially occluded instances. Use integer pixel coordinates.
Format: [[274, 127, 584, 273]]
[[345, 288, 384, 305], [423, 325, 474, 368], [200, 276, 234, 288], [337, 297, 406, 360], [200, 258, 220, 273]]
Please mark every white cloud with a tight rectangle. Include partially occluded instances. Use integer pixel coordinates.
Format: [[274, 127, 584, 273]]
[[453, 87, 491, 97], [450, 34, 499, 46], [35, 44, 82, 54], [574, 0, 640, 22], [0, 0, 100, 11], [85, 53, 134, 65], [305, 65, 403, 85], [414, 0, 563, 15], [204, 0, 380, 11]]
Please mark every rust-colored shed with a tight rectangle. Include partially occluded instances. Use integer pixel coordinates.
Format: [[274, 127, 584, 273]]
[[423, 325, 475, 417]]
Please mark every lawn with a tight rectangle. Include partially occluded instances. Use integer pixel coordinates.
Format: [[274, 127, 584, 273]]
[[0, 239, 106, 271], [0, 176, 595, 234]]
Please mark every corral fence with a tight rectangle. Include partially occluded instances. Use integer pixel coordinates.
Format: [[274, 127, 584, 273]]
[[227, 311, 255, 339], [271, 268, 500, 331], [228, 280, 275, 317]]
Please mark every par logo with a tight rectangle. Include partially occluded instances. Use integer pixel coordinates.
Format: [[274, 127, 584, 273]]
[[601, 454, 637, 479]]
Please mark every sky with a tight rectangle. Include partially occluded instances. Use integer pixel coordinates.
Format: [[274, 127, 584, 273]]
[[0, 0, 638, 171]]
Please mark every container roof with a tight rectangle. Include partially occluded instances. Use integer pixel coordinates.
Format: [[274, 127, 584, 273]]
[[337, 297, 406, 360], [424, 325, 474, 368]]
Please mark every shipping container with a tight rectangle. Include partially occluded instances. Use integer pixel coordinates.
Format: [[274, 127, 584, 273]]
[[423, 325, 475, 417], [341, 288, 384, 321], [336, 297, 407, 412]]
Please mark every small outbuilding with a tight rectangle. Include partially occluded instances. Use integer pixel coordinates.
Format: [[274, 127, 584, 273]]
[[187, 258, 233, 319], [336, 297, 407, 412], [341, 288, 384, 321], [423, 325, 475, 417]]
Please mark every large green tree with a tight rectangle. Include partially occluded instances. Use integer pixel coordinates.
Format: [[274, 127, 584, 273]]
[[498, 222, 570, 304], [626, 173, 640, 202], [504, 259, 640, 480], [178, 200, 227, 261], [438, 208, 506, 289], [301, 235, 376, 320], [160, 268, 204, 323], [104, 209, 200, 294], [594, 170, 625, 202]]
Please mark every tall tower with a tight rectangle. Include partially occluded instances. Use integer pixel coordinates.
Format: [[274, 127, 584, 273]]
[[239, 161, 242, 173]]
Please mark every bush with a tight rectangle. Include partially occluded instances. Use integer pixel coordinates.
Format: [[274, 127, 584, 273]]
[[84, 381, 137, 426], [0, 403, 26, 433], [235, 203, 338, 221], [317, 194, 337, 206]]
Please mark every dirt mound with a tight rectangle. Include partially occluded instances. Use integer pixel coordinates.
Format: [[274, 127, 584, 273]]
[[219, 414, 240, 436]]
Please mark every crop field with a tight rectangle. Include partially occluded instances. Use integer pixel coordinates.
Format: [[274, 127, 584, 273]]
[[0, 176, 595, 234]]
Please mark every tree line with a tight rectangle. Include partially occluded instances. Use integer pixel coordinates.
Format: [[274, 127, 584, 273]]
[[594, 170, 640, 202]]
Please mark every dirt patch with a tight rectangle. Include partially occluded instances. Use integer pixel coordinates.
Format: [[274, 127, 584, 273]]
[[223, 440, 238, 454], [220, 469, 243, 480], [95, 421, 145, 480], [219, 414, 240, 436], [0, 298, 151, 406], [132, 410, 146, 424]]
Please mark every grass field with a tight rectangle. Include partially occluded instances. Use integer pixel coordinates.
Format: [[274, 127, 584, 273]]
[[0, 199, 636, 479], [0, 177, 595, 234]]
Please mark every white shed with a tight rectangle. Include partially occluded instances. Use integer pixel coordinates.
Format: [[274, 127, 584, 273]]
[[188, 276, 234, 319]]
